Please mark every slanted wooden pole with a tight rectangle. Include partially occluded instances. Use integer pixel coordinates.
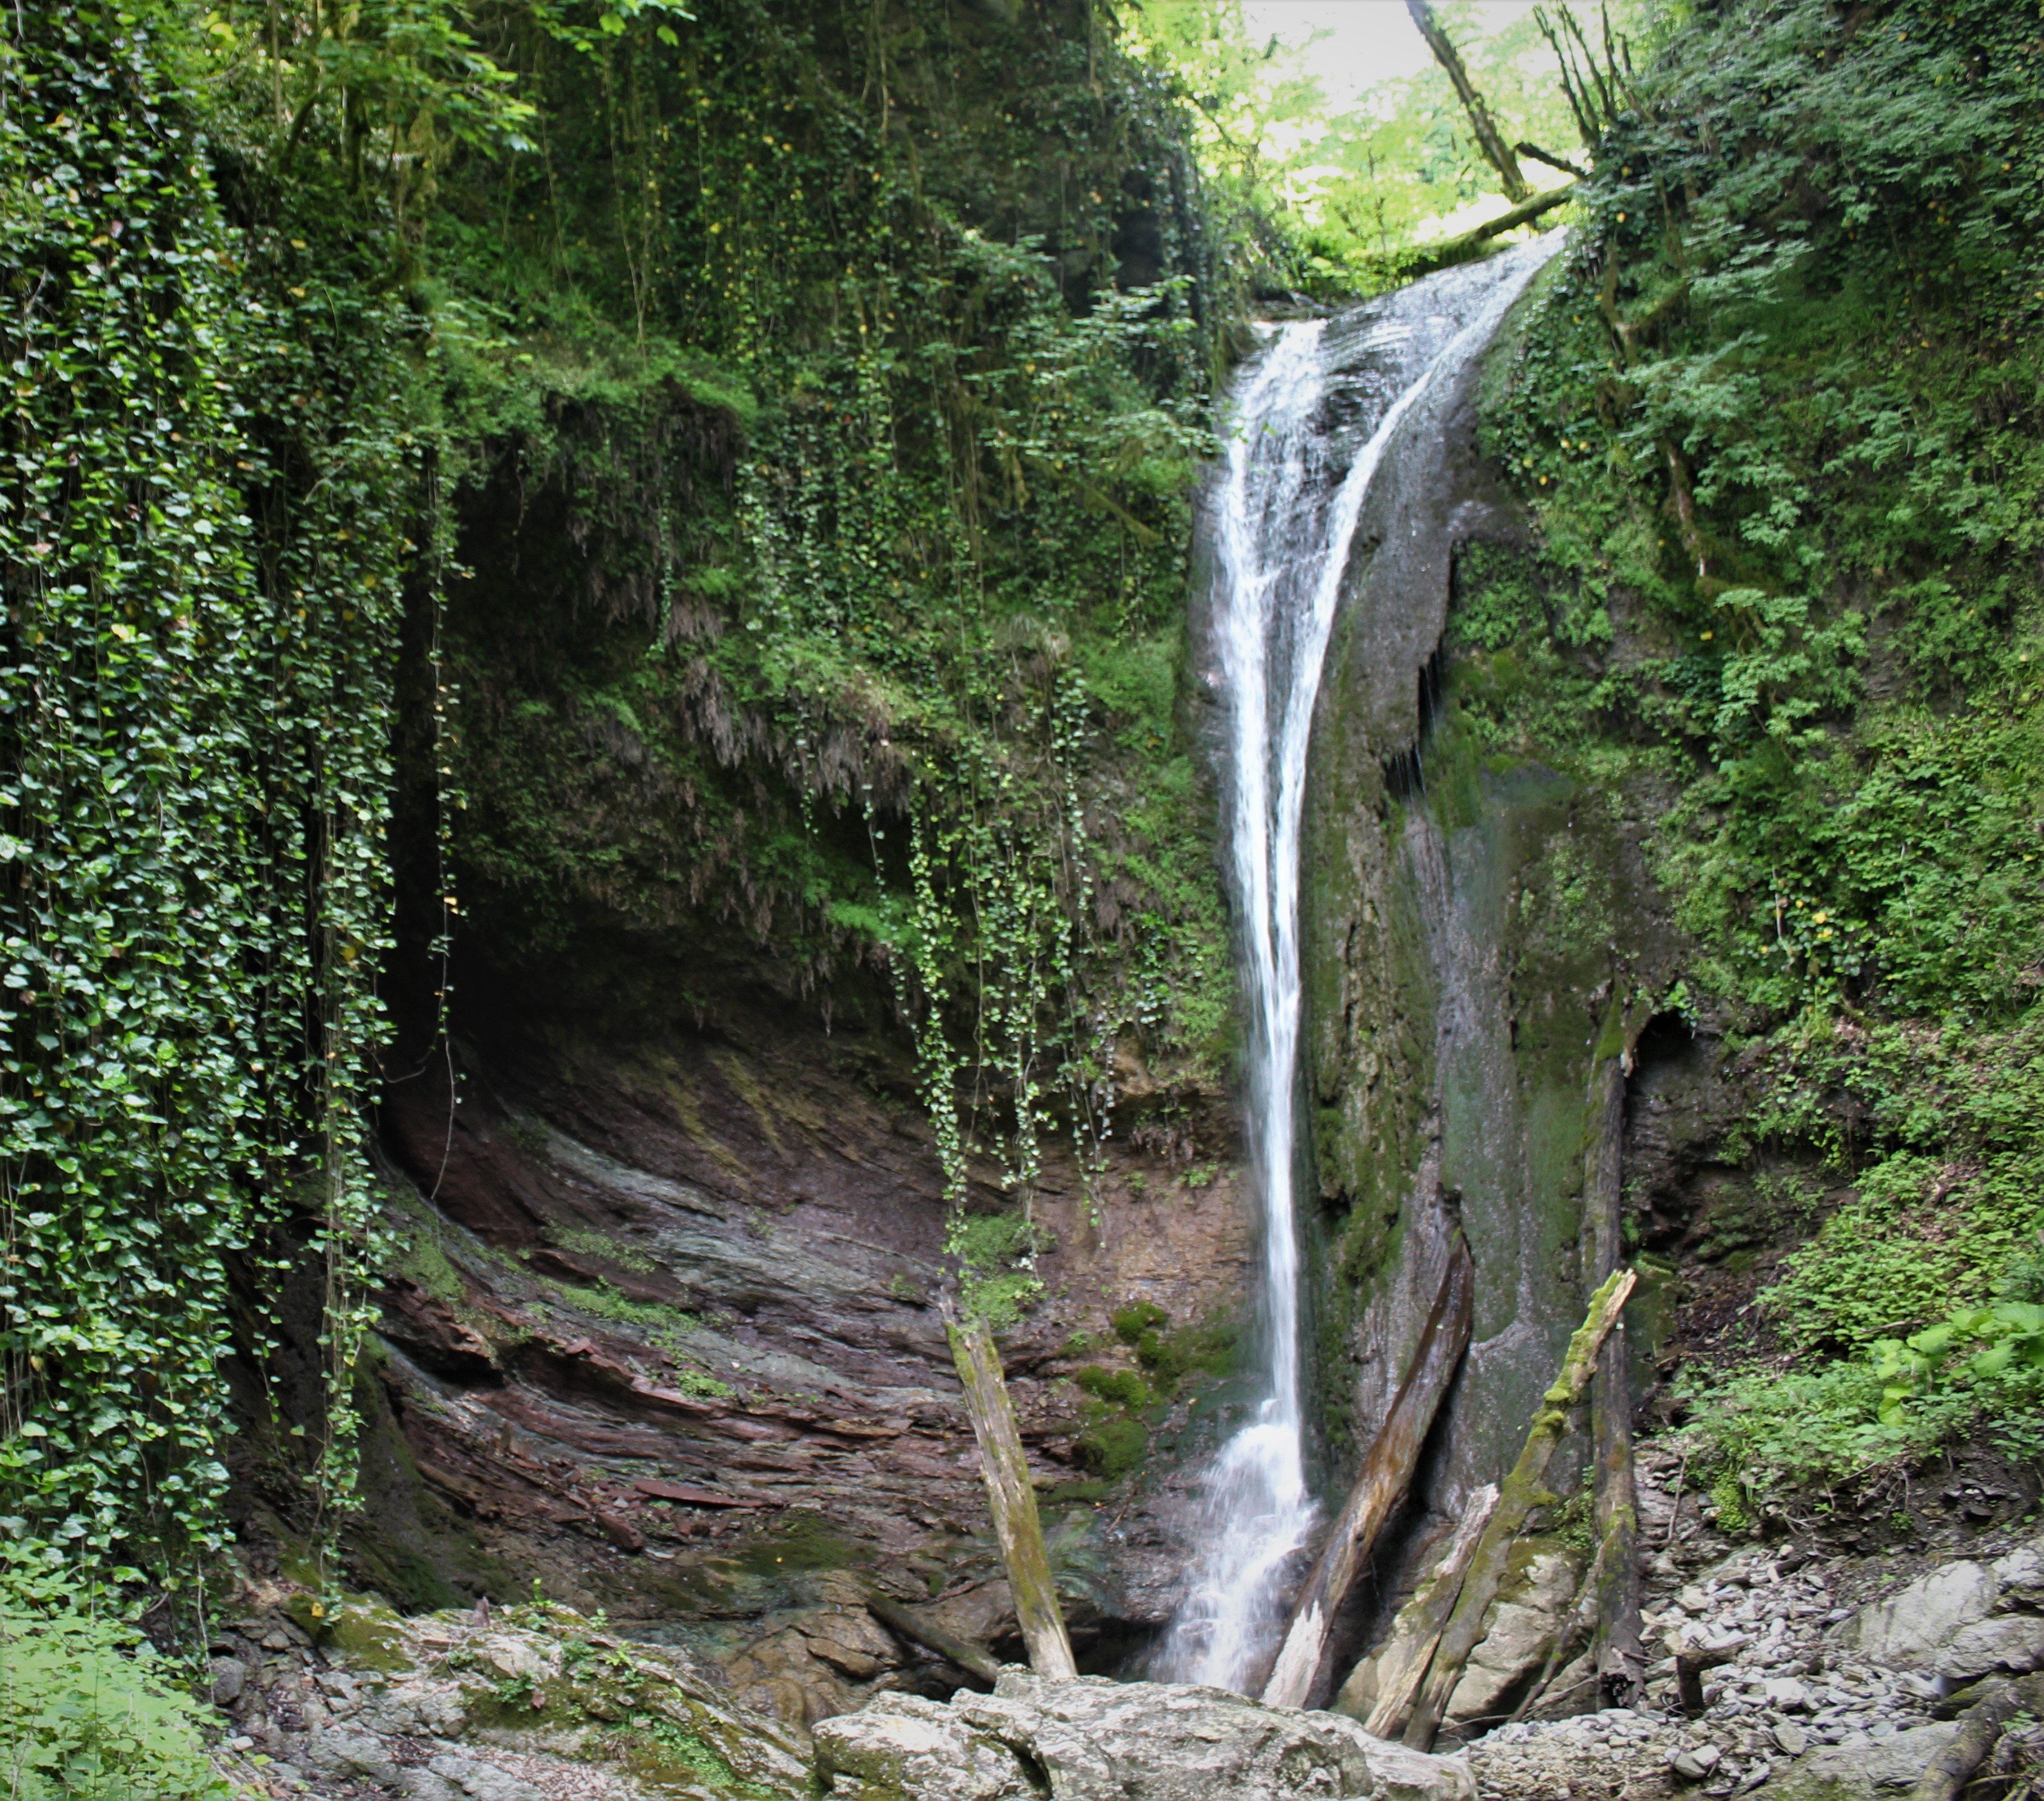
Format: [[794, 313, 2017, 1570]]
[[864, 1592, 1001, 1687], [1405, 0, 1530, 199], [1585, 1052, 1644, 1708], [1911, 1675, 2044, 1801], [1401, 1267, 1636, 1752], [946, 1311, 1076, 1679], [1262, 1237, 1475, 1710], [1347, 1483, 1499, 1736]]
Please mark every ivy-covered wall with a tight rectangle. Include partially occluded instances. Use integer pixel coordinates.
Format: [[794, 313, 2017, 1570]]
[[1, 0, 1251, 1584]]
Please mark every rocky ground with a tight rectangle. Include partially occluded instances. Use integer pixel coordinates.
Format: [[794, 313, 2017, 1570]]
[[204, 1504, 2044, 1800], [1462, 1519, 2044, 1801]]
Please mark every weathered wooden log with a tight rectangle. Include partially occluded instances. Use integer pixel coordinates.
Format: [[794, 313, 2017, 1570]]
[[864, 1592, 1002, 1686], [1401, 1267, 1637, 1752], [1585, 1051, 1644, 1708], [1506, 1516, 1614, 1727], [1909, 1673, 2044, 1801], [1406, 0, 1530, 200], [946, 1311, 1077, 1680], [1673, 1636, 1745, 1717], [1262, 1237, 1476, 1709], [1348, 1483, 1499, 1737]]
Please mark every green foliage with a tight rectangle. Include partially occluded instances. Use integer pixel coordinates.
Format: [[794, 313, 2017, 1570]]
[[546, 1224, 656, 1274], [1467, 0, 2044, 1501], [620, 1713, 739, 1789], [0, 1587, 227, 1800], [1075, 1414, 1149, 1482], [1761, 1156, 2042, 1355], [1480, 0, 2044, 1028], [548, 1279, 668, 1331], [1110, 1300, 1169, 1345], [948, 1212, 1053, 1329], [0, 0, 438, 1575], [1074, 1366, 1152, 1410]]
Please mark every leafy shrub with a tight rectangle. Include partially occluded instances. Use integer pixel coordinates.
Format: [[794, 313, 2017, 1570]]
[[0, 1594, 226, 1800], [1761, 1159, 2014, 1352], [1076, 1416, 1150, 1481], [1074, 1367, 1152, 1409], [1110, 1301, 1169, 1346]]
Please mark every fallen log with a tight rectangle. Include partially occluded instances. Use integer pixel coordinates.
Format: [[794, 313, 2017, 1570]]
[[864, 1593, 1002, 1687], [1348, 1483, 1499, 1737], [1910, 1673, 2044, 1801], [1584, 1050, 1644, 1708], [947, 1310, 1077, 1680], [1401, 1266, 1637, 1752], [1262, 1236, 1476, 1709]]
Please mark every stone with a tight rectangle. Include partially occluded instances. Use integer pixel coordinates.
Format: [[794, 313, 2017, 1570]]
[[1772, 1723, 1808, 1758], [813, 1692, 1040, 1800], [302, 1727, 402, 1787], [471, 1633, 556, 1685], [1846, 1564, 1996, 1671], [209, 1654, 248, 1706], [1442, 1543, 1583, 1725], [1993, 1542, 2044, 1608], [1767, 1723, 1960, 1801], [1764, 1679, 1811, 1711], [426, 1753, 548, 1801], [1936, 1616, 2044, 1682], [1671, 1745, 1725, 1781], [815, 1672, 1476, 1801]]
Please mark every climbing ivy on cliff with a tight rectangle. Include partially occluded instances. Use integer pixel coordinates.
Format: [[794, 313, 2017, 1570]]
[[0, 2, 442, 1576], [1478, 0, 2044, 1025], [1459, 0, 2044, 1498]]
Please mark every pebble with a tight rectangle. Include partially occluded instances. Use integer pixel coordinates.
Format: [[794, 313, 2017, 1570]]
[[1770, 1722, 1808, 1758]]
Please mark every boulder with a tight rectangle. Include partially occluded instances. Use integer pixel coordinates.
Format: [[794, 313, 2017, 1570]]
[[1846, 1562, 1997, 1670], [1937, 1615, 2044, 1682], [1442, 1541, 1583, 1726], [813, 1692, 1042, 1800], [1768, 1723, 1959, 1801], [813, 1670, 1476, 1801]]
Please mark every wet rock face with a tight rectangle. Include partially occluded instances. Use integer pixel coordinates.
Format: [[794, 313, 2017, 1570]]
[[812, 1668, 1478, 1801], [350, 985, 1255, 1715]]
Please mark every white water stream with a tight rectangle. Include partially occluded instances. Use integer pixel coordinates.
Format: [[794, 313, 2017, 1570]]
[[1157, 246, 1560, 1694]]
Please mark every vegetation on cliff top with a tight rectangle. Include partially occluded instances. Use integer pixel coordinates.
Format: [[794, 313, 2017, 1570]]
[[1462, 0, 2044, 1511]]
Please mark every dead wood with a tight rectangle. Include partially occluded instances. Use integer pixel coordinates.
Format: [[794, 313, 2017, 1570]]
[[1262, 1236, 1476, 1708]]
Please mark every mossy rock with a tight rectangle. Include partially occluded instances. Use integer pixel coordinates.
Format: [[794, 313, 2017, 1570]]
[[286, 1594, 416, 1675]]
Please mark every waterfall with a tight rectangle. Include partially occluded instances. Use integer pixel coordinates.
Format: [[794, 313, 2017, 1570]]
[[1159, 241, 1563, 1695]]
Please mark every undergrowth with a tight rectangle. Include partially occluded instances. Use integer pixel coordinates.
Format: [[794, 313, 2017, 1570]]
[[1466, 0, 2044, 1509]]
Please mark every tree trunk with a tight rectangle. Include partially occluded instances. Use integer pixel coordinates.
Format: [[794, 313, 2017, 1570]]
[[1910, 1674, 2044, 1801], [1263, 1237, 1476, 1709], [946, 1313, 1077, 1680], [1405, 0, 1530, 200], [1585, 1052, 1644, 1708], [1395, 185, 1575, 280], [1350, 1483, 1499, 1737], [865, 1592, 1002, 1687], [1401, 1268, 1637, 1752]]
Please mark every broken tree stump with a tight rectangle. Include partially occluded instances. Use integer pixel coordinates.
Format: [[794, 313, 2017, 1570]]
[[1674, 1636, 1746, 1717], [946, 1310, 1077, 1681], [1262, 1236, 1476, 1709], [1401, 1266, 1637, 1752], [1348, 1483, 1499, 1737]]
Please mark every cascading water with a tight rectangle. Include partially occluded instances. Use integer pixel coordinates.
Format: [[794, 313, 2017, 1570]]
[[1159, 240, 1563, 1695]]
